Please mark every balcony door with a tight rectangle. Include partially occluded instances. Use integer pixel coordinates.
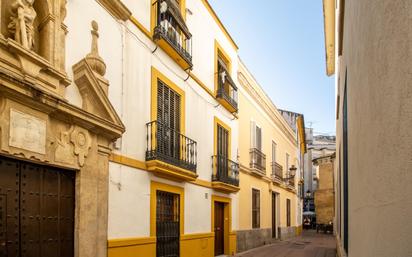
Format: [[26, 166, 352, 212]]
[[217, 124, 229, 177], [157, 79, 181, 160]]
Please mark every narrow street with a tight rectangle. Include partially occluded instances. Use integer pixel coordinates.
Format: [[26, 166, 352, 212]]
[[235, 230, 336, 257]]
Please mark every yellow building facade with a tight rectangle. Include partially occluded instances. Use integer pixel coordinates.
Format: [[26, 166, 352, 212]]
[[236, 59, 304, 252]]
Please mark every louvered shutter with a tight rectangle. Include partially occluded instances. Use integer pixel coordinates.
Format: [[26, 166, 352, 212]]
[[250, 120, 256, 149], [256, 126, 262, 151]]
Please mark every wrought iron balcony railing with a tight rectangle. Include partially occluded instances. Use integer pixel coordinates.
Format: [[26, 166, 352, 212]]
[[153, 0, 192, 67], [212, 155, 239, 187], [217, 65, 238, 112], [249, 148, 266, 174], [146, 120, 197, 172], [271, 162, 283, 181]]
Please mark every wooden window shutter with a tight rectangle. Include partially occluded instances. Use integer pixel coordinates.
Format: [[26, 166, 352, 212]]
[[250, 120, 256, 149]]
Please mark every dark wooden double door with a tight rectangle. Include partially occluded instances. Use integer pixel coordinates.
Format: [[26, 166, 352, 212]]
[[0, 156, 75, 257]]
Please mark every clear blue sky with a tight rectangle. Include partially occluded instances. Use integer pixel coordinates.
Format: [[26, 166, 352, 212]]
[[209, 0, 335, 135]]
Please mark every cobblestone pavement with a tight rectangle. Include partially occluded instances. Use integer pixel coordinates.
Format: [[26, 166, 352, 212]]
[[235, 230, 336, 257]]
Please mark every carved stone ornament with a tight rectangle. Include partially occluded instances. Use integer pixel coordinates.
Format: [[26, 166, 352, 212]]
[[8, 0, 37, 50], [70, 126, 91, 167], [9, 108, 46, 154], [85, 21, 106, 76], [55, 130, 75, 165]]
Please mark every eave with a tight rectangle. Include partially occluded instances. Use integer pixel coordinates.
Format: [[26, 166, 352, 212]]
[[323, 0, 336, 76]]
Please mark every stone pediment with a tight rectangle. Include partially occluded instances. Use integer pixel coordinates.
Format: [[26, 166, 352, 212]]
[[72, 59, 123, 128]]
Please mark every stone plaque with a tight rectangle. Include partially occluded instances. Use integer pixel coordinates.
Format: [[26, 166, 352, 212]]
[[9, 109, 46, 154]]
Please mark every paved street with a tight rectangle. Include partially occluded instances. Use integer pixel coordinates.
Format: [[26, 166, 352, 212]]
[[235, 230, 336, 257]]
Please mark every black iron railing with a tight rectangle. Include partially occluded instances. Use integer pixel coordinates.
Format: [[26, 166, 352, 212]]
[[153, 0, 192, 66], [271, 162, 283, 181], [217, 65, 238, 111], [249, 148, 266, 174], [146, 120, 197, 172], [212, 155, 239, 187]]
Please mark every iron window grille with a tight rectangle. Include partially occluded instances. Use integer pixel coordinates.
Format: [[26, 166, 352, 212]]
[[156, 190, 180, 257]]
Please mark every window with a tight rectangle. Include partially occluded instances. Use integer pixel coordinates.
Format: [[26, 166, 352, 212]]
[[157, 79, 181, 160], [252, 189, 260, 228], [286, 153, 290, 175], [272, 141, 277, 163], [250, 121, 262, 151], [286, 199, 291, 227]]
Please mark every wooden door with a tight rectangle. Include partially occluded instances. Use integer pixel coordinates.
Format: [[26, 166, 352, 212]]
[[0, 156, 75, 257], [214, 202, 224, 256], [272, 193, 277, 238]]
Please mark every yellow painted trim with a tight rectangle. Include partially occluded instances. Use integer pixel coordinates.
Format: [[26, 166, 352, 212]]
[[110, 153, 216, 188], [130, 16, 151, 38], [108, 237, 156, 248], [211, 181, 239, 193], [146, 160, 198, 182], [150, 181, 185, 237], [211, 195, 232, 255], [110, 153, 147, 170], [200, 0, 239, 50], [108, 236, 156, 257], [151, 66, 185, 134], [181, 232, 214, 241], [191, 178, 213, 188], [189, 73, 215, 98]]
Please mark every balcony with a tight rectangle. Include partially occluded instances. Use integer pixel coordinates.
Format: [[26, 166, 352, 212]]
[[211, 155, 240, 193], [216, 64, 238, 113], [153, 0, 193, 70], [271, 162, 283, 184], [249, 148, 266, 176], [146, 120, 198, 181]]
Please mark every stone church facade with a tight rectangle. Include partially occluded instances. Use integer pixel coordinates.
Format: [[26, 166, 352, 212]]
[[0, 1, 124, 256]]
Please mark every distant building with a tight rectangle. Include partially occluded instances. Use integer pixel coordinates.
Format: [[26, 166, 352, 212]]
[[303, 129, 335, 215], [313, 153, 335, 232]]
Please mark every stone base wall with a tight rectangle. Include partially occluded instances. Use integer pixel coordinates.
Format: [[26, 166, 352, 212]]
[[279, 226, 297, 240], [236, 228, 274, 253]]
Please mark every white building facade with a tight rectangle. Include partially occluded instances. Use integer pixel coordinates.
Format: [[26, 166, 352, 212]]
[[65, 0, 241, 256]]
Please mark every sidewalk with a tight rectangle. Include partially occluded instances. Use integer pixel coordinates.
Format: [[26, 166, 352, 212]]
[[235, 230, 336, 257]]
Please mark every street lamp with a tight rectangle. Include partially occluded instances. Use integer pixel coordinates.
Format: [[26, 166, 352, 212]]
[[283, 165, 297, 182]]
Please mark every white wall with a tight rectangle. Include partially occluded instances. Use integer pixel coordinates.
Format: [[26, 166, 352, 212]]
[[64, 0, 240, 239]]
